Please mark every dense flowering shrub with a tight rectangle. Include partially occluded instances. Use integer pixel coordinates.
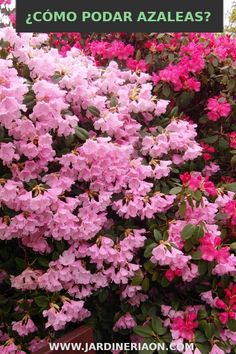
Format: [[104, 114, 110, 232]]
[[0, 18, 236, 354]]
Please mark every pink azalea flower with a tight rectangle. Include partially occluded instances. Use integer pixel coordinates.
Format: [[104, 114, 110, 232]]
[[12, 317, 37, 337], [206, 96, 231, 121], [113, 313, 137, 332]]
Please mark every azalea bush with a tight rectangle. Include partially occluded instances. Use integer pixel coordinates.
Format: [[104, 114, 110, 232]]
[[0, 20, 236, 354]]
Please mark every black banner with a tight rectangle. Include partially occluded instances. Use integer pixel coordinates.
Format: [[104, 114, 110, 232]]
[[16, 0, 224, 33]]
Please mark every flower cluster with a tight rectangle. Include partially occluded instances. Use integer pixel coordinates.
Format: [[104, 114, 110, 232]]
[[43, 299, 90, 331], [162, 305, 200, 341], [206, 96, 232, 121]]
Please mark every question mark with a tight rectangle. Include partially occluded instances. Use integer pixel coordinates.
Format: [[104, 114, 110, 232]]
[[205, 11, 211, 22]]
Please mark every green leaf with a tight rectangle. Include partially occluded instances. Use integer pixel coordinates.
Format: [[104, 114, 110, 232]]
[[179, 201, 186, 217], [51, 71, 63, 83], [65, 134, 75, 147], [162, 84, 171, 98], [110, 95, 118, 108], [195, 330, 207, 343], [135, 49, 142, 61], [181, 224, 196, 240], [230, 243, 236, 251], [62, 109, 74, 117], [186, 192, 194, 206], [231, 155, 236, 167], [52, 251, 60, 261], [224, 182, 236, 192], [207, 262, 214, 276], [161, 332, 171, 342], [198, 260, 208, 276], [37, 257, 49, 268], [228, 319, 236, 332], [191, 250, 202, 260], [98, 289, 109, 303], [145, 53, 153, 65], [0, 126, 5, 141], [169, 186, 182, 195], [144, 243, 157, 258], [160, 277, 170, 288], [55, 241, 66, 254], [142, 278, 150, 292], [87, 106, 100, 117], [170, 106, 178, 117], [34, 296, 49, 309], [154, 83, 162, 93], [24, 98, 36, 110], [203, 135, 218, 144], [153, 229, 162, 242], [131, 271, 144, 285], [228, 79, 235, 91], [184, 239, 193, 252], [144, 261, 155, 273], [179, 91, 194, 108], [152, 272, 158, 281], [191, 190, 202, 202], [151, 316, 167, 335], [15, 257, 27, 270], [193, 225, 204, 239], [198, 310, 208, 320], [75, 127, 89, 141], [171, 298, 180, 311], [199, 115, 208, 124], [23, 90, 36, 110], [204, 323, 216, 339], [168, 53, 175, 62], [196, 343, 211, 354], [215, 213, 228, 221], [133, 326, 154, 338], [219, 137, 229, 151]]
